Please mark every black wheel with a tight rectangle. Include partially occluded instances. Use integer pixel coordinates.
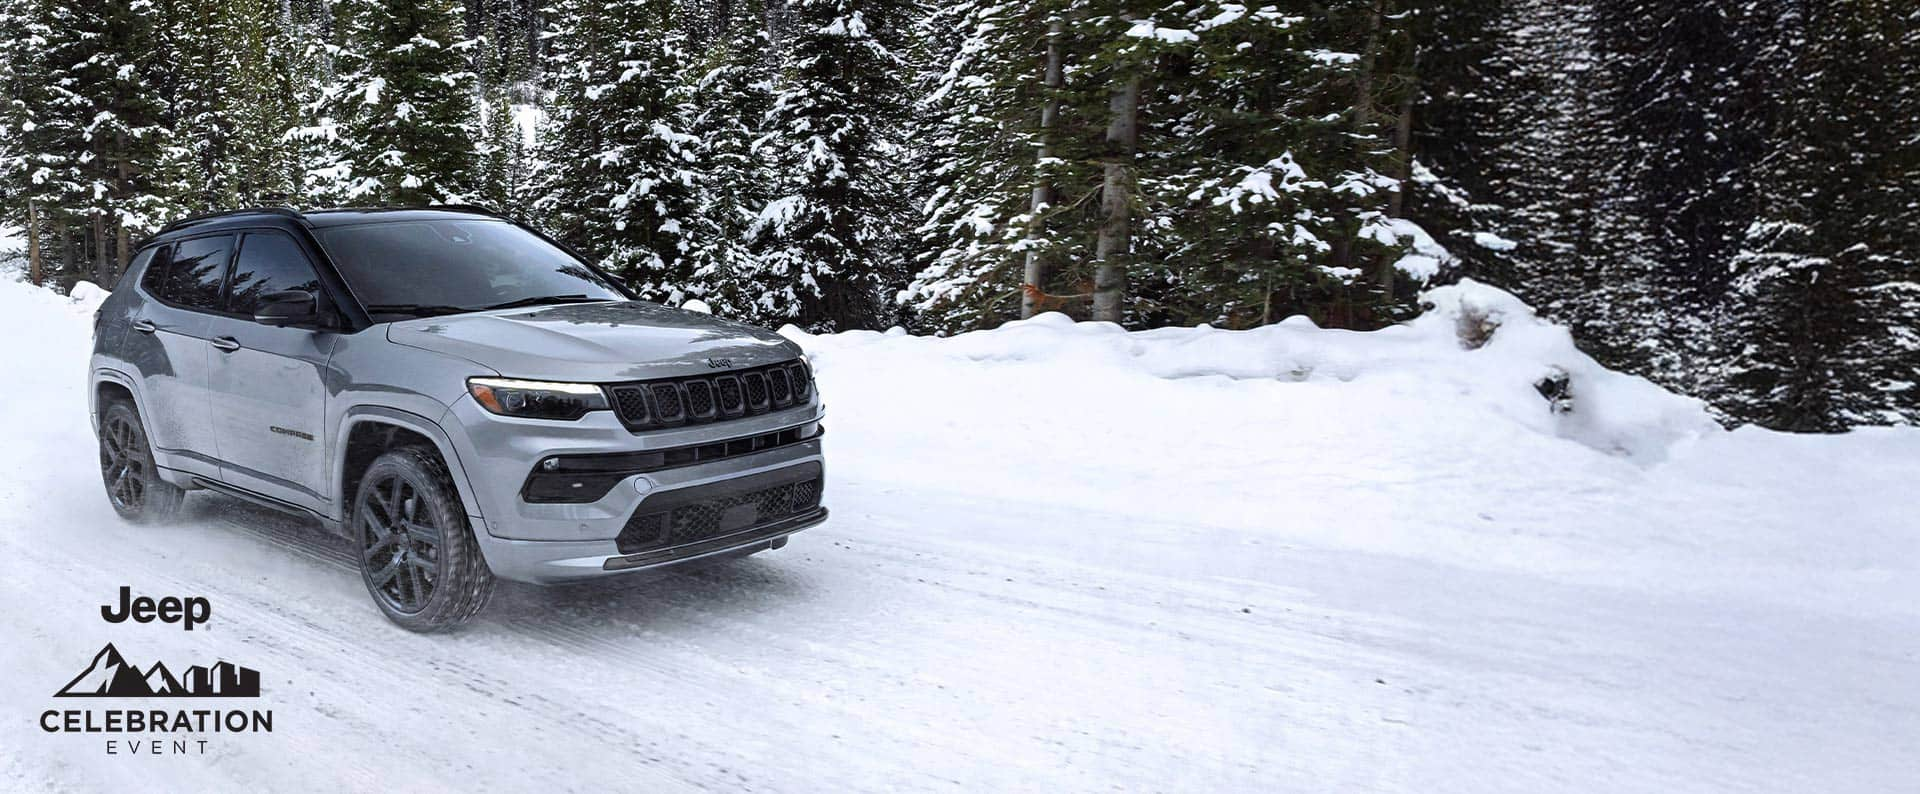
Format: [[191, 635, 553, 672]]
[[98, 401, 184, 523], [352, 446, 494, 631]]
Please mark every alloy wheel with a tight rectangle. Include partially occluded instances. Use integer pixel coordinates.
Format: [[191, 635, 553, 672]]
[[359, 475, 444, 614], [98, 414, 146, 511]]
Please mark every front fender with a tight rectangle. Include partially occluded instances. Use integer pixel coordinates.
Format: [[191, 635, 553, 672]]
[[332, 406, 487, 525]]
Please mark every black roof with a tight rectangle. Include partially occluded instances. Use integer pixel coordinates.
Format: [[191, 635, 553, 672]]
[[301, 206, 509, 228], [146, 204, 510, 240]]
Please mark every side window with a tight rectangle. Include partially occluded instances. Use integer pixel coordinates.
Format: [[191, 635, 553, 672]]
[[160, 236, 233, 312], [136, 246, 172, 298], [226, 232, 321, 317]]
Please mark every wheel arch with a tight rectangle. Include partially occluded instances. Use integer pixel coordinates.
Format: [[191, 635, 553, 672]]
[[333, 407, 486, 531], [90, 368, 142, 430]]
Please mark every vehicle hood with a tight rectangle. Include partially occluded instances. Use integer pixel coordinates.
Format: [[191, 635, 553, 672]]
[[385, 301, 804, 382]]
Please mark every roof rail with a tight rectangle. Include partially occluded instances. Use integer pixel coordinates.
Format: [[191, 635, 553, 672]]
[[154, 206, 307, 236], [431, 203, 510, 219]]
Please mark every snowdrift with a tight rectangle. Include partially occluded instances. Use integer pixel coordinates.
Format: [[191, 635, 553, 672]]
[[784, 279, 1718, 461]]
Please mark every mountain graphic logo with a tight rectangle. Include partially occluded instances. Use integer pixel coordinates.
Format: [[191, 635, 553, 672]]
[[54, 643, 260, 698]]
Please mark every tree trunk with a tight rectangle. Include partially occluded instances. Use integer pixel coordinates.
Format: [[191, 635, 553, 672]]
[[115, 158, 133, 271], [1350, 0, 1384, 293], [116, 216, 132, 272], [1353, 0, 1383, 129], [1380, 49, 1418, 293], [91, 212, 109, 287], [55, 215, 71, 279], [1021, 18, 1065, 320], [1091, 72, 1140, 324], [26, 201, 42, 286]]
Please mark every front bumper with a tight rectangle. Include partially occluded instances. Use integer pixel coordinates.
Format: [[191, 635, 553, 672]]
[[440, 394, 827, 583], [476, 505, 828, 583]]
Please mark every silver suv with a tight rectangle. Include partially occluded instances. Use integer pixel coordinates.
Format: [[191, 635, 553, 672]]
[[89, 207, 827, 630]]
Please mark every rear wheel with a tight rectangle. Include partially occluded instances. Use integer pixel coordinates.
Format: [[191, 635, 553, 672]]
[[98, 401, 184, 523], [352, 446, 494, 631]]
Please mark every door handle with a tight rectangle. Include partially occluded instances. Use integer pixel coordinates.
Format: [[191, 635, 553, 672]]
[[210, 336, 242, 353], [131, 319, 157, 334]]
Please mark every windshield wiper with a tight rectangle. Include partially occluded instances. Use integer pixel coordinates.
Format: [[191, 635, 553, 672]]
[[475, 294, 612, 312], [363, 303, 471, 318], [363, 295, 612, 319]]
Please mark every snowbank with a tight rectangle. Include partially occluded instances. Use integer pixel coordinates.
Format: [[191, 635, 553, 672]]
[[787, 279, 1716, 461], [68, 280, 111, 310]]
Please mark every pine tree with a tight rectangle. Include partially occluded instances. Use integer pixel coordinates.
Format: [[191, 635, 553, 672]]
[[152, 0, 239, 211], [224, 0, 307, 204], [1167, 2, 1431, 330], [677, 0, 779, 317], [475, 87, 519, 207], [902, 0, 1096, 330], [1582, 0, 1792, 392], [23, 0, 173, 286], [1132, 3, 1329, 328], [748, 0, 913, 331], [1718, 0, 1920, 430], [322, 0, 480, 203], [0, 0, 56, 268], [536, 0, 700, 298]]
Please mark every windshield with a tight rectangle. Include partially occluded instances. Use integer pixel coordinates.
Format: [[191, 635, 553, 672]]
[[314, 219, 626, 318]]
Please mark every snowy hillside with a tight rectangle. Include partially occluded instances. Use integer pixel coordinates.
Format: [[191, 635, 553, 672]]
[[1, 276, 1917, 792]]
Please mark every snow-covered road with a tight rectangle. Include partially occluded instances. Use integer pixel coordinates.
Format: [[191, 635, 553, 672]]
[[2, 279, 1916, 792]]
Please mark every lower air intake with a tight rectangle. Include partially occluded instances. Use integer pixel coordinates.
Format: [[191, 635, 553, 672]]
[[615, 462, 824, 554]]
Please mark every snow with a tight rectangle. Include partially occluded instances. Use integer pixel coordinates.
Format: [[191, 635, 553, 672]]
[[1125, 21, 1200, 44], [1211, 151, 1322, 213], [819, 11, 869, 39], [1474, 231, 1520, 251], [1358, 213, 1454, 281], [511, 102, 543, 149], [3, 275, 1919, 791], [1307, 49, 1361, 65]]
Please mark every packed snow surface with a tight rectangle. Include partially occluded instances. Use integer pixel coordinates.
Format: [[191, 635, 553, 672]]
[[2, 276, 1917, 792]]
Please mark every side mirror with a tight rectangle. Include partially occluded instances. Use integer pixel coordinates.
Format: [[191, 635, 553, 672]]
[[254, 289, 318, 327]]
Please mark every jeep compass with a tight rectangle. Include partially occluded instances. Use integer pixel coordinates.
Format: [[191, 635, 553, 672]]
[[89, 206, 827, 630]]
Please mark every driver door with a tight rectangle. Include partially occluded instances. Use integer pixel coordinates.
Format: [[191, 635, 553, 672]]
[[205, 230, 339, 511]]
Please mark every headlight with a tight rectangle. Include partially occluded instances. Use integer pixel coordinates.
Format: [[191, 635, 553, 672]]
[[467, 378, 609, 420]]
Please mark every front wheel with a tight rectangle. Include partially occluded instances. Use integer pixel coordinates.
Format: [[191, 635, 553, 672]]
[[352, 446, 494, 631], [98, 401, 184, 523]]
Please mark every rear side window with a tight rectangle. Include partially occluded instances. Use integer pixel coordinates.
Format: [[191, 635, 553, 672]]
[[135, 246, 170, 295], [150, 235, 233, 312], [226, 231, 321, 317]]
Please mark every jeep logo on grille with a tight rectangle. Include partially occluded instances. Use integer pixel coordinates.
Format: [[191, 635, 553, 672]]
[[705, 357, 733, 369]]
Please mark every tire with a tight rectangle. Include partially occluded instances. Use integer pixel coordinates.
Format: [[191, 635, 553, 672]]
[[98, 400, 185, 523], [350, 446, 494, 631]]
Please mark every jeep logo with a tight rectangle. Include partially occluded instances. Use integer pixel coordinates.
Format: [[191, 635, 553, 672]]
[[101, 586, 211, 631], [705, 357, 733, 369]]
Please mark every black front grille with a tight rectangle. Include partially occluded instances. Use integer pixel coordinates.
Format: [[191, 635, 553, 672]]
[[612, 386, 649, 424], [650, 383, 684, 423], [684, 380, 715, 419], [743, 371, 769, 410], [717, 376, 744, 416], [607, 360, 812, 431], [616, 463, 825, 554]]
